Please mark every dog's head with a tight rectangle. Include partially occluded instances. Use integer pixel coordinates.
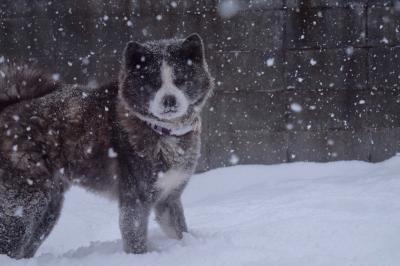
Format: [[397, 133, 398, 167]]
[[119, 34, 214, 128]]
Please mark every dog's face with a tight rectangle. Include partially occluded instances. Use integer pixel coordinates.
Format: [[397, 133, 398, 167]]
[[119, 34, 213, 125]]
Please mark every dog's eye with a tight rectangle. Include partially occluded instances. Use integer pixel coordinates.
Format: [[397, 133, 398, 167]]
[[176, 79, 194, 89]]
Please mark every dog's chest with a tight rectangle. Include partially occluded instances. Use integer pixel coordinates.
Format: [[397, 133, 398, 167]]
[[153, 135, 199, 197], [155, 168, 189, 198], [157, 136, 188, 165], [119, 112, 201, 198]]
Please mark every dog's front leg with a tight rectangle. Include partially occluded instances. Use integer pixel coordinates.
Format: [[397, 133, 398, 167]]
[[155, 193, 188, 239], [119, 191, 150, 254]]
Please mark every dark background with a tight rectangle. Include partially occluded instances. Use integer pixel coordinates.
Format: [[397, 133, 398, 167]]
[[1, 0, 400, 171]]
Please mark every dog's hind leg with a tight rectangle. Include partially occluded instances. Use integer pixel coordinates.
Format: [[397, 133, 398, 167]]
[[155, 194, 188, 239], [0, 213, 26, 258], [21, 192, 64, 258], [0, 194, 46, 258], [0, 172, 64, 259]]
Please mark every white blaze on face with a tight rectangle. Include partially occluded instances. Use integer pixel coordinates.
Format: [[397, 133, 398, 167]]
[[149, 61, 189, 120]]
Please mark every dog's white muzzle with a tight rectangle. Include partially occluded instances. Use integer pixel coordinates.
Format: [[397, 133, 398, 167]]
[[149, 86, 189, 120]]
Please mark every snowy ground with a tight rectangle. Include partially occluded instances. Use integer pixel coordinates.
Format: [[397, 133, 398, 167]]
[[1, 157, 400, 266]]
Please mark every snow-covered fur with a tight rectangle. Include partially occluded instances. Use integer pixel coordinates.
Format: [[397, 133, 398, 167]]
[[0, 34, 214, 259], [0, 65, 60, 112]]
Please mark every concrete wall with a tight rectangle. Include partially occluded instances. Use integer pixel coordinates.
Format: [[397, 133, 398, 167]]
[[1, 0, 399, 171]]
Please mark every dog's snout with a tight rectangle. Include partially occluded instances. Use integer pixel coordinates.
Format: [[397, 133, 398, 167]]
[[163, 95, 177, 108], [149, 84, 189, 119]]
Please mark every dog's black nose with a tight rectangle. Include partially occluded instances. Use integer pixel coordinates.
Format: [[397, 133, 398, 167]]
[[163, 95, 177, 108]]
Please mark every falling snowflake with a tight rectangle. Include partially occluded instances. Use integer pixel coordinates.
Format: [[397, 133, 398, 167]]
[[14, 207, 24, 217], [52, 73, 60, 81], [290, 103, 303, 113], [266, 58, 275, 67], [345, 47, 354, 56], [217, 0, 241, 19], [229, 154, 239, 165], [108, 148, 118, 158]]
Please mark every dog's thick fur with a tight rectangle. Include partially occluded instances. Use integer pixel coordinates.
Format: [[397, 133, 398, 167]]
[[0, 34, 213, 259]]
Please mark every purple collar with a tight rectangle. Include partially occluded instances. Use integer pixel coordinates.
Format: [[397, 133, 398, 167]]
[[131, 111, 199, 136], [145, 122, 172, 135], [144, 121, 196, 136]]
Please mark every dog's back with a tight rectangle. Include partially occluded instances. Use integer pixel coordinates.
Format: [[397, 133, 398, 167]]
[[0, 65, 60, 112]]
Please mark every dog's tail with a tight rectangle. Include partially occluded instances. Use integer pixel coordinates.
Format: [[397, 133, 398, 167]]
[[0, 65, 60, 112]]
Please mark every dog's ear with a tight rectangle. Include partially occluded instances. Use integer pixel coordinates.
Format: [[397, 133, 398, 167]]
[[124, 41, 149, 70], [181, 33, 204, 63]]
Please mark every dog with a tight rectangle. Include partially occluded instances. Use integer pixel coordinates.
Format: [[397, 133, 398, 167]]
[[0, 33, 214, 259]]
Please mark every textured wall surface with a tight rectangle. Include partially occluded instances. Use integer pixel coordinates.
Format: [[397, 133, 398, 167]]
[[1, 0, 399, 171]]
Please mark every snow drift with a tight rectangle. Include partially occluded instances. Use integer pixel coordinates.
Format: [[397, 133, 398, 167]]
[[1, 156, 400, 266]]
